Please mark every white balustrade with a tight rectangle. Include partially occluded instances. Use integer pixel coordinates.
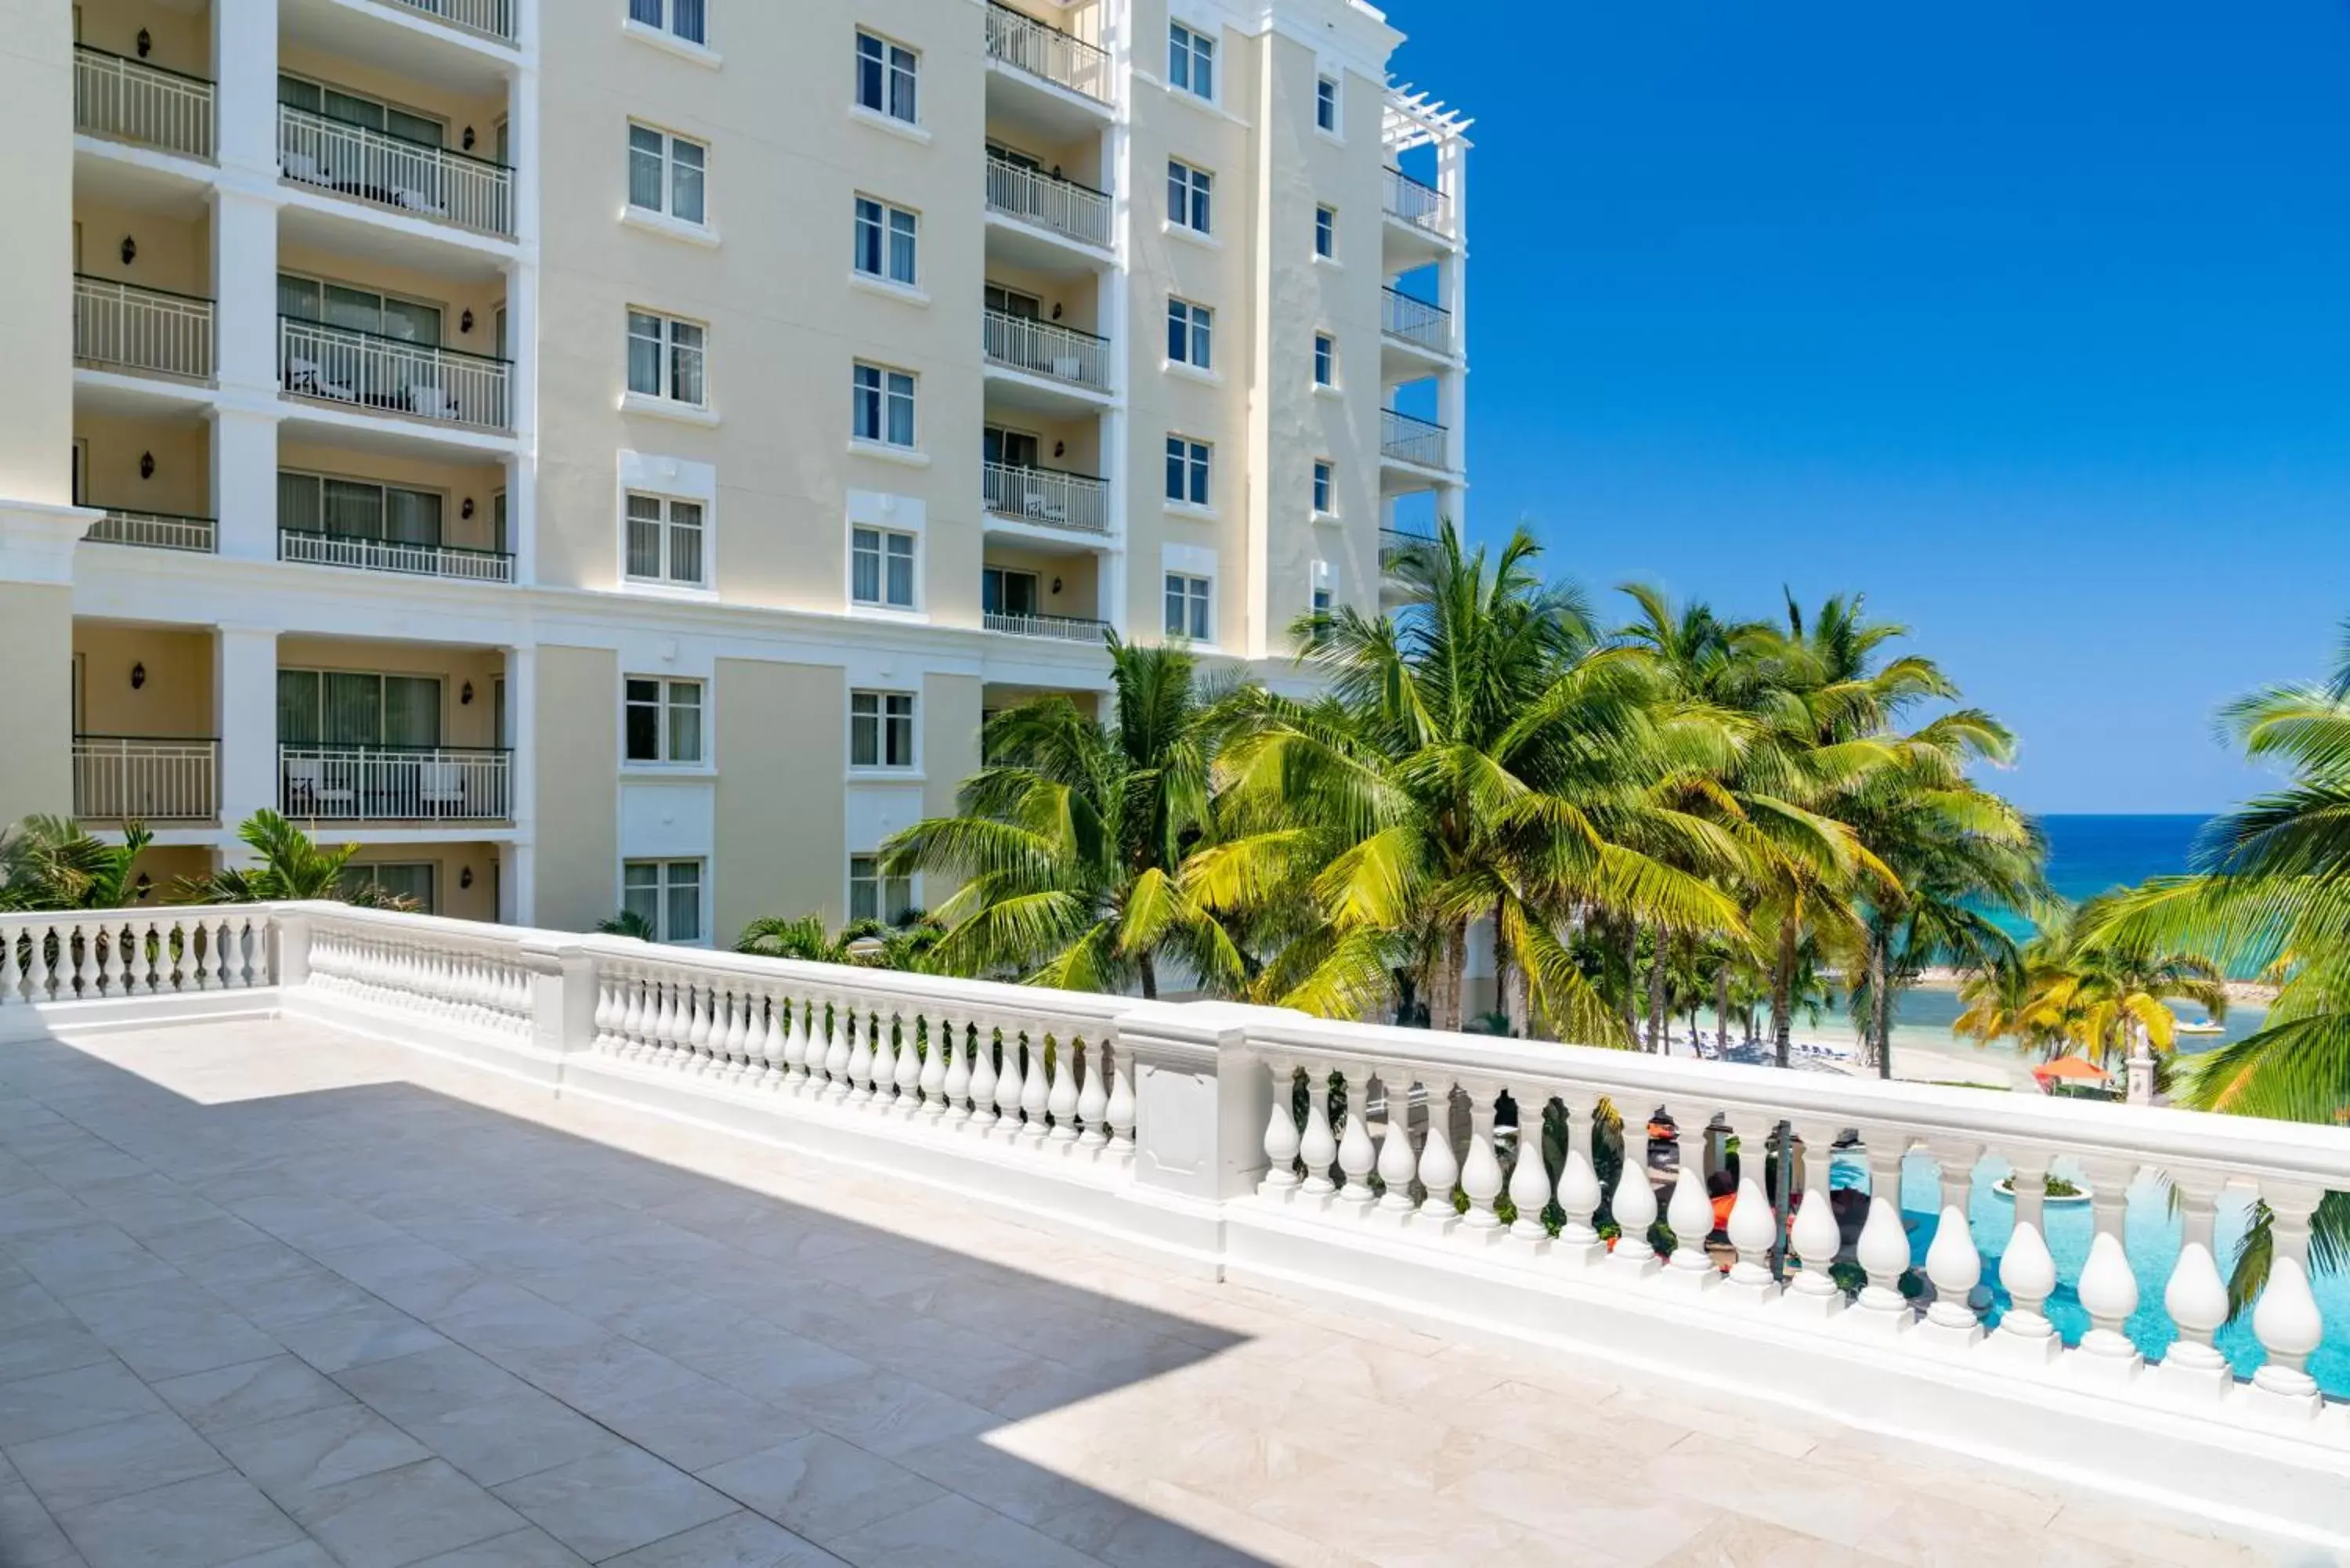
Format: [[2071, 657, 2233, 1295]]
[[0, 907, 269, 1010], [386, 0, 516, 43], [279, 103, 513, 237], [74, 47, 215, 159], [74, 275, 213, 381]]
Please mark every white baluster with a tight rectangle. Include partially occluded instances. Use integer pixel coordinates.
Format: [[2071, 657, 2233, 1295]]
[[1415, 1078, 1460, 1228], [687, 983, 715, 1073], [1726, 1171, 1780, 1303], [27, 923, 53, 1002], [1553, 1097, 1606, 1266], [1920, 1205, 1985, 1348], [1261, 1058, 1302, 1191], [206, 916, 230, 990], [916, 1011, 950, 1116], [869, 1010, 901, 1105], [892, 1011, 926, 1113], [783, 995, 813, 1086], [2248, 1183, 2326, 1419], [724, 989, 751, 1079], [1105, 1039, 1136, 1151], [2073, 1156, 2143, 1380], [2157, 1171, 2235, 1400], [993, 1028, 1030, 1133], [618, 971, 645, 1057], [101, 922, 128, 995], [1075, 1037, 1109, 1146], [1018, 1030, 1053, 1143], [755, 995, 785, 1087], [823, 1000, 854, 1096], [967, 1022, 1000, 1127], [1458, 1080, 1505, 1233], [1851, 1126, 1914, 1332], [1047, 1034, 1084, 1141], [1296, 1063, 1338, 1197], [938, 1016, 972, 1122], [1375, 1073, 1419, 1217], [1663, 1113, 1717, 1287], [1506, 1089, 1553, 1246], [1336, 1069, 1379, 1206], [1607, 1107, 1662, 1277], [591, 970, 616, 1050]]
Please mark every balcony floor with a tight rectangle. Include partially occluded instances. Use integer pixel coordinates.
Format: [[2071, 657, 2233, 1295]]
[[0, 1017, 2295, 1568]]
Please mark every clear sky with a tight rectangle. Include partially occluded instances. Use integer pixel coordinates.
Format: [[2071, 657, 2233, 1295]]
[[1379, 0, 2350, 814]]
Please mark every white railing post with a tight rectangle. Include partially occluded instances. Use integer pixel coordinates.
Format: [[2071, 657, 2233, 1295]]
[[1119, 1001, 1288, 1207]]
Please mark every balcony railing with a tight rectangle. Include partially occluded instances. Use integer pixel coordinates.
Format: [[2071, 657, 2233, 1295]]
[[73, 45, 214, 160], [982, 309, 1111, 393], [982, 610, 1110, 644], [983, 2, 1111, 105], [1380, 408, 1449, 468], [84, 508, 217, 554], [278, 103, 513, 238], [280, 316, 511, 432], [280, 744, 512, 822], [385, 0, 516, 43], [982, 461, 1108, 535], [72, 736, 218, 822], [1383, 166, 1455, 239], [984, 154, 1112, 251], [1378, 527, 1437, 571], [280, 528, 514, 583], [74, 275, 213, 381], [1381, 287, 1453, 355]]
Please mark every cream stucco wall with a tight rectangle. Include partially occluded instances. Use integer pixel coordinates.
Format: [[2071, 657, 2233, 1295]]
[[714, 658, 848, 941], [72, 623, 213, 737], [531, 645, 620, 933]]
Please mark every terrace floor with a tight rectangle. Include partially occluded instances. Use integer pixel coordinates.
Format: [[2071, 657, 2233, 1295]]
[[0, 1017, 2315, 1568]]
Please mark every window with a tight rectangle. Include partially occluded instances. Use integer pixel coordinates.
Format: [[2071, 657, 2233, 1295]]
[[1165, 437, 1210, 506], [1166, 298, 1213, 369], [277, 471, 443, 547], [1316, 75, 1340, 133], [1314, 204, 1336, 259], [627, 310, 705, 405], [855, 31, 918, 123], [851, 526, 916, 608], [624, 677, 703, 764], [848, 854, 913, 926], [278, 75, 443, 150], [628, 0, 706, 47], [982, 566, 1039, 616], [1167, 159, 1213, 234], [278, 274, 439, 344], [624, 493, 705, 586], [1164, 573, 1212, 641], [851, 363, 916, 447], [1313, 333, 1336, 388], [1168, 20, 1215, 99], [342, 863, 436, 913], [852, 197, 919, 286], [1311, 583, 1335, 644], [850, 690, 916, 769], [627, 125, 706, 225], [277, 670, 441, 747], [624, 859, 703, 944], [1312, 459, 1334, 515]]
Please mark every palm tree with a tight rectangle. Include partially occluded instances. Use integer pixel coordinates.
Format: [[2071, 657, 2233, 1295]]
[[880, 634, 1241, 997], [2017, 897, 2229, 1074], [0, 816, 154, 911], [169, 811, 416, 909], [736, 912, 944, 971]]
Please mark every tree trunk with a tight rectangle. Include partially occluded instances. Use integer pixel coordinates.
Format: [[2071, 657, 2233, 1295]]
[[1137, 951, 1159, 1003], [1867, 933, 1892, 1080], [1645, 927, 1668, 1053], [1501, 907, 1531, 1039], [1715, 966, 1731, 1055], [1619, 919, 1640, 1039], [1771, 914, 1797, 1069], [1428, 923, 1466, 1034]]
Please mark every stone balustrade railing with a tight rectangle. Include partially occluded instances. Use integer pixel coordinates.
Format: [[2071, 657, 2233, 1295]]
[[5, 902, 2346, 1541]]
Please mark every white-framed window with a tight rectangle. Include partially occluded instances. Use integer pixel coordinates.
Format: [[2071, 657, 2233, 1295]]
[[848, 854, 913, 926], [277, 471, 445, 549], [855, 30, 918, 123], [851, 363, 916, 447], [342, 862, 436, 913], [627, 310, 705, 405], [1312, 459, 1334, 515], [624, 858, 704, 943], [982, 565, 1039, 617], [624, 676, 703, 764], [1168, 20, 1215, 100], [1313, 333, 1336, 388], [1316, 75, 1340, 133], [1310, 580, 1335, 643], [1165, 436, 1210, 506], [1167, 159, 1213, 234], [850, 690, 916, 770], [624, 493, 704, 586], [853, 197, 918, 286], [627, 124, 706, 224], [1314, 204, 1336, 259], [1166, 297, 1212, 369], [851, 525, 916, 608], [1164, 573, 1212, 641]]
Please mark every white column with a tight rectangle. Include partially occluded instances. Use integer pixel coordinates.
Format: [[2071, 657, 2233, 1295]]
[[501, 259, 537, 583], [215, 625, 277, 848], [1435, 135, 1469, 526], [1100, 31, 1131, 638], [212, 2, 277, 179], [210, 189, 278, 399], [503, 642, 535, 923], [210, 407, 277, 563]]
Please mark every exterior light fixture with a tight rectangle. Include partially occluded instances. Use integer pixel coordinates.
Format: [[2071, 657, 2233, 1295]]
[[120, 235, 136, 266], [139, 451, 155, 479], [461, 497, 475, 519], [461, 681, 475, 705], [461, 309, 474, 334], [130, 663, 146, 690], [136, 28, 150, 56], [460, 865, 474, 889], [1050, 576, 1063, 594], [462, 125, 476, 151]]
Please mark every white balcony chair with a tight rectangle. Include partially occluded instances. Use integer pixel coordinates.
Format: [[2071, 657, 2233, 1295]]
[[284, 758, 356, 817], [418, 761, 465, 816]]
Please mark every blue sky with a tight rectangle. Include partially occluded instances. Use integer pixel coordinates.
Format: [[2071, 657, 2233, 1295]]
[[1379, 0, 2350, 814]]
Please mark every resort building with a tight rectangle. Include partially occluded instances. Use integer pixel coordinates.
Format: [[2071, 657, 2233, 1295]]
[[0, 0, 1470, 938]]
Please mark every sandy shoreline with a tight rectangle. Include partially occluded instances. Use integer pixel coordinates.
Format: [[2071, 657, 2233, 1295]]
[[1900, 967, 2276, 1006]]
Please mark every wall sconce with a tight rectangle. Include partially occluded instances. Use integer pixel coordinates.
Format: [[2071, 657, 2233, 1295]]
[[461, 681, 475, 705], [129, 663, 146, 691], [461, 125, 476, 152], [1050, 576, 1063, 595], [119, 235, 136, 266], [134, 873, 152, 901], [139, 451, 155, 480], [136, 27, 151, 57], [1053, 440, 1065, 458], [461, 497, 475, 520], [1050, 302, 1064, 321], [460, 309, 474, 334], [459, 865, 474, 890]]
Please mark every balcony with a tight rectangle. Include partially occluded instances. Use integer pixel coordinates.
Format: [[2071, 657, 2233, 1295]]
[[1383, 166, 1455, 240], [1380, 407, 1449, 469], [73, 275, 214, 382], [385, 0, 517, 44], [984, 153, 1112, 252], [280, 316, 511, 433], [278, 104, 514, 239], [279, 743, 512, 822], [84, 508, 217, 554], [1379, 526, 1437, 571], [1381, 287, 1453, 356], [982, 309, 1111, 397], [982, 461, 1108, 537], [982, 609, 1110, 644], [982, 2, 1111, 107], [70, 735, 218, 822], [280, 528, 514, 584], [73, 45, 215, 161], [1, 903, 2339, 1562]]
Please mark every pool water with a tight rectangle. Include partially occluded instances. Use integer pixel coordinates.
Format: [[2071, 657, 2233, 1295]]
[[1826, 1152, 2350, 1396]]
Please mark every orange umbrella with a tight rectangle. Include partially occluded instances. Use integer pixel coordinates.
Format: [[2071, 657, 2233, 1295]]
[[2033, 1056, 2110, 1087]]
